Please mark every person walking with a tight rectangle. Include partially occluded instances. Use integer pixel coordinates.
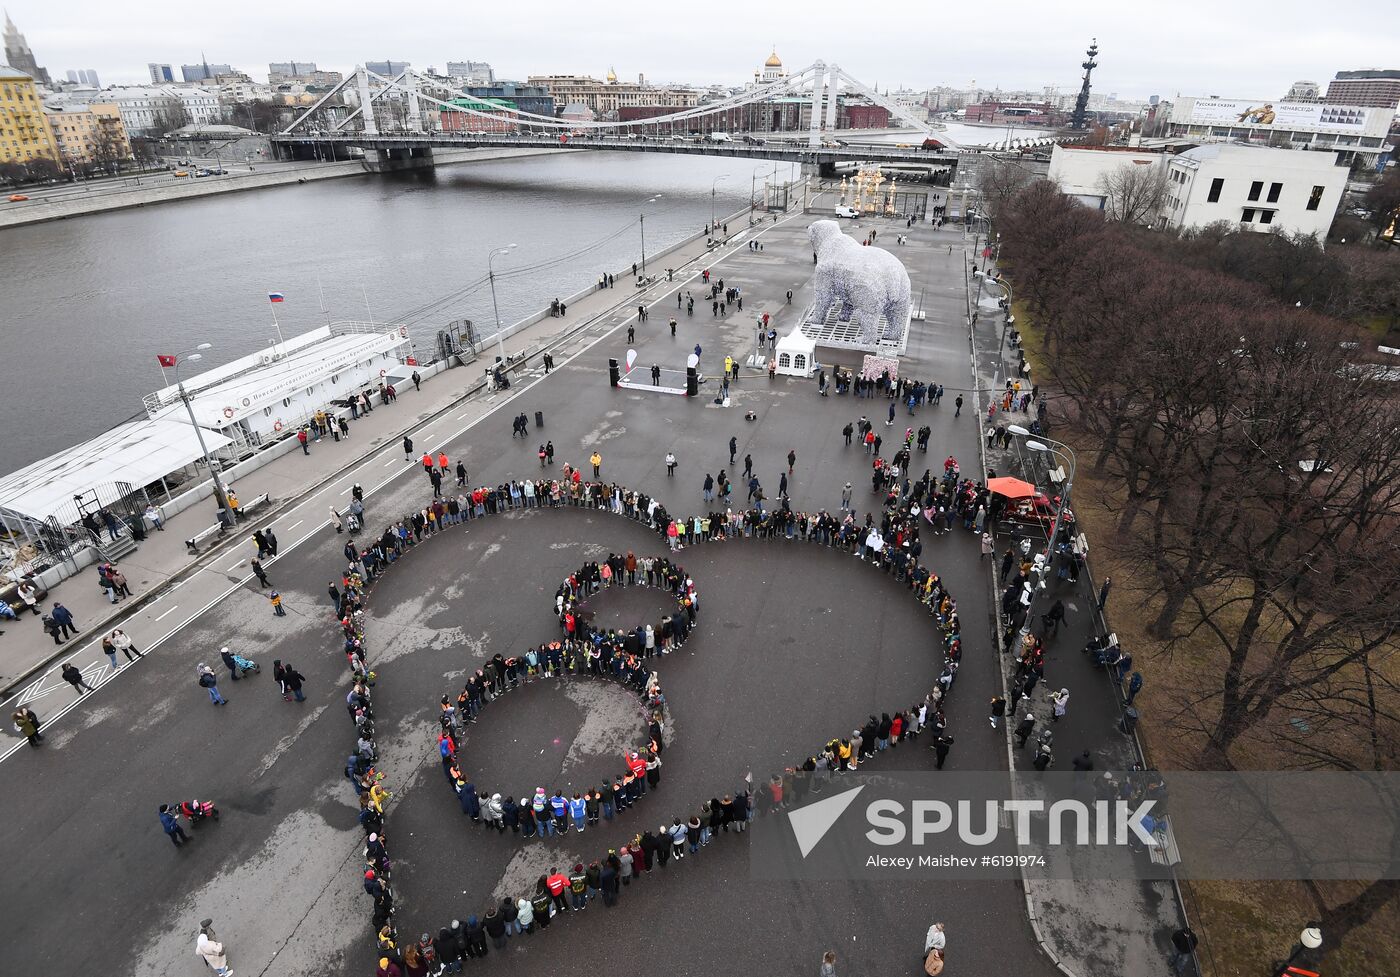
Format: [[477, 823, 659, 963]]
[[820, 950, 837, 977], [933, 735, 953, 770], [197, 663, 228, 705], [160, 804, 189, 849], [1050, 688, 1070, 722], [412, 370, 422, 391], [195, 920, 232, 976], [729, 436, 737, 466], [987, 695, 1007, 729], [403, 435, 414, 462], [981, 533, 995, 560], [61, 662, 95, 695], [590, 451, 602, 478], [786, 449, 796, 475], [112, 629, 142, 662], [251, 558, 271, 587], [50, 603, 78, 640], [269, 590, 285, 616], [220, 647, 243, 682], [954, 394, 964, 417], [13, 706, 43, 746], [742, 453, 753, 479], [280, 662, 308, 703], [1097, 576, 1112, 612]]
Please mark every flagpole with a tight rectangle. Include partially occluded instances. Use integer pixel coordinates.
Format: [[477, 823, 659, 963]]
[[361, 285, 375, 327], [317, 276, 331, 326], [269, 294, 286, 358]]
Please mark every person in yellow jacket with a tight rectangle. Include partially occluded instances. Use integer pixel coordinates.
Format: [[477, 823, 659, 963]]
[[590, 451, 602, 478]]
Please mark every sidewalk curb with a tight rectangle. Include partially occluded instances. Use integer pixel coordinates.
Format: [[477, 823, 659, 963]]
[[965, 258, 1085, 977], [0, 211, 751, 699]]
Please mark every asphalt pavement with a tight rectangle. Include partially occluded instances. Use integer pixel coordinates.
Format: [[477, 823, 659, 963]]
[[2, 208, 1064, 977]]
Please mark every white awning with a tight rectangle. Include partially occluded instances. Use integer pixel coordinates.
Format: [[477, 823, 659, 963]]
[[0, 418, 233, 525]]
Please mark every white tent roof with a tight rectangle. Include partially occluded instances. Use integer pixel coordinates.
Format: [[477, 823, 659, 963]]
[[0, 417, 233, 525], [776, 325, 816, 356]]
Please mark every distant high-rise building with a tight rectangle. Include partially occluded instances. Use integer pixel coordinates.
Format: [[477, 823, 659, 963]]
[[446, 61, 494, 85], [366, 60, 410, 78], [269, 61, 318, 83], [3, 12, 51, 86], [65, 68, 100, 87], [1285, 80, 1321, 101], [148, 63, 175, 84], [182, 62, 232, 83], [1324, 69, 1400, 109]]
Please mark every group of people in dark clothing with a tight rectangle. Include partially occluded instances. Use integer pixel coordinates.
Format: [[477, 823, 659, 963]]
[[339, 470, 966, 976]]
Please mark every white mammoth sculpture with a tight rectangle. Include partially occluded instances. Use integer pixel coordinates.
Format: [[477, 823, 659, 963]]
[[808, 219, 911, 345]]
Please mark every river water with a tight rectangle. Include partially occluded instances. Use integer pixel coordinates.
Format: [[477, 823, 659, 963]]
[[0, 151, 755, 473]]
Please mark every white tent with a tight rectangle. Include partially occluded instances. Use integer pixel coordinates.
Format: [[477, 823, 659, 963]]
[[774, 327, 817, 377]]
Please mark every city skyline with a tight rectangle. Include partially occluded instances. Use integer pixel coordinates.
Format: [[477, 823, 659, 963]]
[[6, 0, 1399, 100]]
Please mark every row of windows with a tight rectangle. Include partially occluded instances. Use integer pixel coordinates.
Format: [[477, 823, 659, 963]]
[[1205, 178, 1327, 211], [1241, 208, 1276, 225]]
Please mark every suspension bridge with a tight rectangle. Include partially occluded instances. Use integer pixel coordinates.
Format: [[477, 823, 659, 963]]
[[271, 61, 964, 176]]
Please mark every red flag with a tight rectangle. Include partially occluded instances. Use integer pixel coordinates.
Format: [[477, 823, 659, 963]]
[[157, 354, 177, 368]]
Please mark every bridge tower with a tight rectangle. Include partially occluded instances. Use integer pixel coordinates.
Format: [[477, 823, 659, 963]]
[[1068, 39, 1098, 131], [823, 64, 840, 134], [355, 65, 378, 135], [807, 60, 827, 148]]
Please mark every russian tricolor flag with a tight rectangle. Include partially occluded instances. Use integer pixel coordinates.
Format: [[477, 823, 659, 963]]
[[268, 292, 285, 303]]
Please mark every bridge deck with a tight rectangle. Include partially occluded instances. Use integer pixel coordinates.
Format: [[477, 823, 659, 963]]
[[269, 132, 961, 168]]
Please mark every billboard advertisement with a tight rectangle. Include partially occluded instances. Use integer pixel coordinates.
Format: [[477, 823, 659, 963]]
[[1184, 98, 1373, 132]]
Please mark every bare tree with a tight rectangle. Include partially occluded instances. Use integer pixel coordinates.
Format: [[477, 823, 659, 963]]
[[1095, 162, 1168, 225], [978, 157, 1034, 219]]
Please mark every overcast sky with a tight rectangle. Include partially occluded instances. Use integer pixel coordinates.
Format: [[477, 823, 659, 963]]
[[10, 0, 1399, 100]]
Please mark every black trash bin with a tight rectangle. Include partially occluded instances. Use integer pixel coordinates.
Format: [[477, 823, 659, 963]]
[[535, 410, 543, 428], [1119, 707, 1139, 735]]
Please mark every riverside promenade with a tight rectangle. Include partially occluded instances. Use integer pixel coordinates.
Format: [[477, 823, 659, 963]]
[[0, 203, 748, 699], [0, 203, 1169, 977], [0, 146, 568, 230]]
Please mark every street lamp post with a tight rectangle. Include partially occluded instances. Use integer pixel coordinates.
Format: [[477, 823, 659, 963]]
[[639, 194, 661, 277], [1005, 426, 1076, 650], [711, 174, 729, 232], [488, 244, 518, 367], [974, 270, 1015, 381], [1272, 924, 1322, 977], [173, 345, 235, 530]]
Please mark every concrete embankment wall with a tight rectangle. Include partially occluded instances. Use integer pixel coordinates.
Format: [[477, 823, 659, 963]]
[[0, 147, 570, 230]]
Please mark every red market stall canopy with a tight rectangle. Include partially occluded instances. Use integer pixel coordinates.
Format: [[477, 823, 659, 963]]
[[987, 476, 1039, 500]]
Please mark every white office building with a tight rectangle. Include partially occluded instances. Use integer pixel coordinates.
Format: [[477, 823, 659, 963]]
[[1161, 144, 1346, 238], [100, 85, 221, 135], [1048, 145, 1169, 210], [1166, 96, 1393, 168]]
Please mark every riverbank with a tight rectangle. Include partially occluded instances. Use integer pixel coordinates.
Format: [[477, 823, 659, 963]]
[[0, 146, 571, 230]]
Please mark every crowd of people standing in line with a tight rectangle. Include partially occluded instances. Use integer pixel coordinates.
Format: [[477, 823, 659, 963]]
[[429, 554, 694, 845], [329, 456, 967, 975], [320, 442, 968, 974]]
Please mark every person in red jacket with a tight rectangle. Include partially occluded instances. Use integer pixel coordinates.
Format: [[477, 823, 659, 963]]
[[544, 868, 570, 914], [421, 453, 433, 474], [437, 452, 449, 471]]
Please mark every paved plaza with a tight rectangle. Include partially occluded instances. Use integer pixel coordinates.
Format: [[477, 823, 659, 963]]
[[2, 205, 1080, 977]]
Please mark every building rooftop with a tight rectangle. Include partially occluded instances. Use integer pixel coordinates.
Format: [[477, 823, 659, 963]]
[[145, 324, 410, 432], [0, 418, 235, 526]]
